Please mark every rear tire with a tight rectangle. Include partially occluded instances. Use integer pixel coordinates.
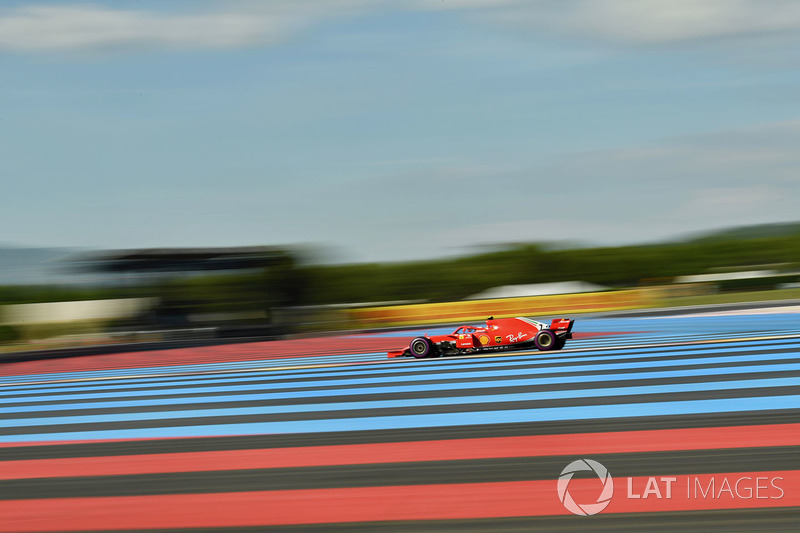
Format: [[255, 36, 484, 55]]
[[535, 330, 557, 351], [554, 337, 566, 350], [410, 337, 433, 359]]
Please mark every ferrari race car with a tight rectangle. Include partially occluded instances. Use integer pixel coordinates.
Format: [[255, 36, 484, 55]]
[[388, 316, 574, 359]]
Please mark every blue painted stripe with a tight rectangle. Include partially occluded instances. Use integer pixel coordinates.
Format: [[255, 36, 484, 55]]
[[2, 362, 799, 408], [0, 352, 389, 386], [3, 319, 798, 386], [3, 377, 798, 429], [3, 347, 799, 404], [3, 394, 799, 442], [3, 323, 798, 388], [3, 338, 800, 398]]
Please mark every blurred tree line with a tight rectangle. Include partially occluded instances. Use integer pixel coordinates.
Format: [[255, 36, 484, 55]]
[[1, 229, 799, 316], [300, 232, 800, 305]]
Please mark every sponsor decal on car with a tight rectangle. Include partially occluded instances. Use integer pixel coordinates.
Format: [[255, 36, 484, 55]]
[[506, 332, 527, 343]]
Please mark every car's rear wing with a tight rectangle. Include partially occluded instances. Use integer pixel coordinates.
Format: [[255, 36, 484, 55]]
[[550, 318, 574, 338]]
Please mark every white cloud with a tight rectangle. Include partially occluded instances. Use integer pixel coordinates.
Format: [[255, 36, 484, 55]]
[[551, 0, 800, 45], [0, 5, 269, 51], [418, 0, 800, 45], [5, 1, 800, 54], [565, 120, 800, 240], [418, 118, 800, 252], [609, 119, 800, 176], [679, 185, 780, 214], [0, 2, 375, 52]]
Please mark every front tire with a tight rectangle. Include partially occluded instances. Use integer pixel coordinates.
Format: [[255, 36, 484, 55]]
[[535, 330, 557, 351], [410, 337, 433, 359]]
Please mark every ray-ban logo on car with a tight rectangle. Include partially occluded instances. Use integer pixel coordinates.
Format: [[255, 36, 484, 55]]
[[557, 459, 614, 516], [506, 332, 526, 342]]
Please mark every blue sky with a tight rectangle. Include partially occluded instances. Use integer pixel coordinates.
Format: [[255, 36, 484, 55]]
[[2, 0, 800, 263]]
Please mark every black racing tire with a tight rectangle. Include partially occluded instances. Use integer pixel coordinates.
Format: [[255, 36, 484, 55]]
[[410, 337, 433, 359], [554, 337, 566, 350], [534, 330, 557, 351]]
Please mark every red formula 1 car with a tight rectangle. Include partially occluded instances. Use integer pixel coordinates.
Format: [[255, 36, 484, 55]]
[[388, 316, 574, 359]]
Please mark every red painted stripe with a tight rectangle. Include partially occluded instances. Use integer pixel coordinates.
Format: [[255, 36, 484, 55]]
[[0, 337, 396, 377], [2, 423, 798, 480], [0, 470, 797, 531]]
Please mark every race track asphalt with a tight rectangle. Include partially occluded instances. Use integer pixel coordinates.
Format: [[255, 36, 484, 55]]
[[0, 305, 798, 532]]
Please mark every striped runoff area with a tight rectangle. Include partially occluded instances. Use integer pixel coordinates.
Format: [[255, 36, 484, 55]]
[[0, 308, 799, 531]]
